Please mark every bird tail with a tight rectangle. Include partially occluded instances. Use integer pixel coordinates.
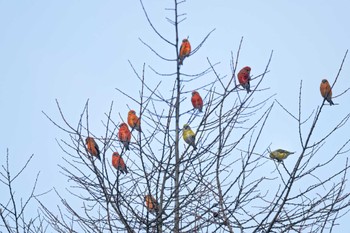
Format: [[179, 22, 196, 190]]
[[267, 147, 272, 154], [178, 56, 184, 65], [246, 83, 251, 93]]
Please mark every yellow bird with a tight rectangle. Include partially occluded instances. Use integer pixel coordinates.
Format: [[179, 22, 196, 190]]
[[183, 124, 197, 150], [269, 149, 295, 162]]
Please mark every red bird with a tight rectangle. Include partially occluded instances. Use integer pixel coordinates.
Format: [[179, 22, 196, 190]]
[[85, 137, 101, 160], [144, 194, 159, 213], [127, 110, 141, 132], [112, 152, 128, 174], [179, 38, 191, 65], [237, 66, 251, 93], [191, 91, 203, 112], [320, 79, 334, 105], [118, 123, 131, 150]]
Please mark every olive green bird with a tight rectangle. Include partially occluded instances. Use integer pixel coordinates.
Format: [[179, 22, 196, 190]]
[[183, 124, 197, 150], [269, 149, 295, 162]]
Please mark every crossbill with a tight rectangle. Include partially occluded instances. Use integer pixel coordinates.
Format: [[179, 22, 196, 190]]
[[112, 152, 128, 174], [118, 123, 131, 151], [144, 194, 159, 213], [179, 38, 191, 65], [85, 137, 101, 160], [237, 66, 251, 93], [269, 149, 295, 162], [127, 110, 141, 132], [191, 91, 203, 112], [320, 79, 334, 105], [183, 124, 197, 150]]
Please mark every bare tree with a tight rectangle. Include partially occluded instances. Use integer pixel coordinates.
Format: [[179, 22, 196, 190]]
[[2, 1, 350, 233], [0, 149, 47, 233]]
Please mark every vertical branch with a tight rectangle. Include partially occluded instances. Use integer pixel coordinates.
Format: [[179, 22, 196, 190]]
[[6, 150, 20, 233], [174, 0, 181, 231]]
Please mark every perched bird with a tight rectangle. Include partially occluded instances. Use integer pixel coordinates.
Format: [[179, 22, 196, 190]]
[[144, 194, 159, 213], [320, 79, 334, 105], [183, 124, 197, 150], [178, 38, 191, 65], [85, 137, 101, 160], [118, 123, 131, 150], [269, 149, 295, 162], [191, 91, 203, 112], [127, 110, 141, 132], [237, 66, 251, 93], [112, 152, 128, 174]]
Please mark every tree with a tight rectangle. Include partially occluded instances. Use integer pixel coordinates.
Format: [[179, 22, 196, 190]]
[[1, 1, 350, 232], [0, 150, 47, 233]]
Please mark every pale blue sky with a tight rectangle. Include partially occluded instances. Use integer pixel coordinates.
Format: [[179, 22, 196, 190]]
[[1, 0, 350, 231]]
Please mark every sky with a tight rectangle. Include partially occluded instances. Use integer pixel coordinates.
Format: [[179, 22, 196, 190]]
[[0, 0, 350, 231]]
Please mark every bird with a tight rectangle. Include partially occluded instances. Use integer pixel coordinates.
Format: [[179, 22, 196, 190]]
[[112, 152, 128, 174], [144, 194, 159, 213], [237, 66, 251, 93], [178, 38, 191, 65], [183, 124, 197, 150], [85, 137, 101, 160], [269, 149, 295, 162], [118, 123, 131, 150], [191, 91, 203, 112], [127, 110, 141, 132], [320, 79, 334, 105]]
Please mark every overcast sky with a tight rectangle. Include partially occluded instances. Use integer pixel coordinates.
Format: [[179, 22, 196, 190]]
[[0, 0, 349, 231]]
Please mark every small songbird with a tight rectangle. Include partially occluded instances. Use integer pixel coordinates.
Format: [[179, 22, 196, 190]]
[[191, 91, 203, 112], [179, 38, 191, 65], [118, 123, 131, 151], [85, 137, 101, 160], [269, 149, 295, 162], [127, 110, 141, 132], [320, 79, 334, 105], [237, 66, 251, 93], [144, 194, 159, 213], [112, 152, 128, 174], [183, 124, 197, 150]]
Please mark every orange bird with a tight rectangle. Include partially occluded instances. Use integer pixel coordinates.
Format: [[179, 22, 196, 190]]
[[112, 152, 128, 174], [179, 38, 191, 65], [85, 137, 101, 160], [118, 123, 131, 150], [144, 194, 159, 213], [191, 91, 203, 112], [320, 79, 334, 105], [127, 110, 141, 132], [237, 66, 251, 93]]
